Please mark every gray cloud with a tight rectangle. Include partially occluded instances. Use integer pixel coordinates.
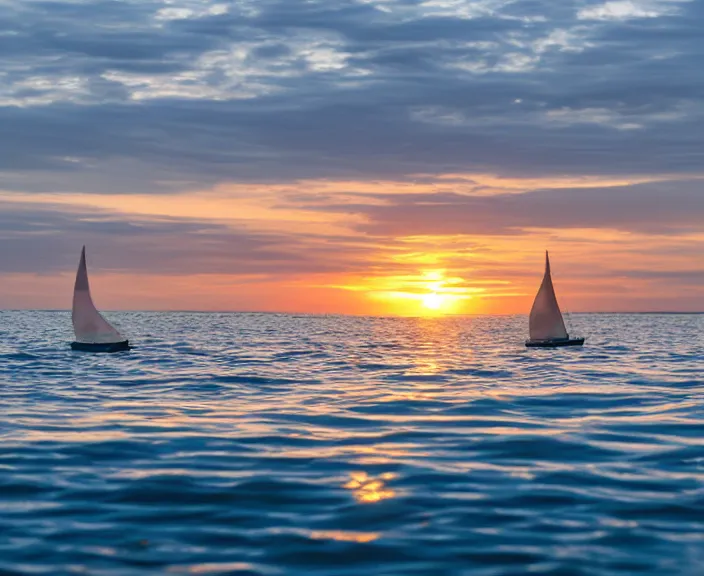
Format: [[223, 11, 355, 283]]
[[299, 178, 704, 236], [0, 0, 702, 193], [0, 200, 377, 276]]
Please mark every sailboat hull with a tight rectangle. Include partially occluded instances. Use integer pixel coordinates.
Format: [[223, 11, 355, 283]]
[[526, 338, 584, 348], [70, 340, 131, 353]]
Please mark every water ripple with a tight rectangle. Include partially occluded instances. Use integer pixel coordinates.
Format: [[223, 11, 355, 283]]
[[0, 311, 702, 575]]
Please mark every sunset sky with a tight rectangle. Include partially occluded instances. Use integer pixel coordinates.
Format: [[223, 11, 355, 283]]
[[2, 0, 703, 315]]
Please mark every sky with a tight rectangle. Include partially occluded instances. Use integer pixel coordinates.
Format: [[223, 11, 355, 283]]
[[1, 0, 703, 315]]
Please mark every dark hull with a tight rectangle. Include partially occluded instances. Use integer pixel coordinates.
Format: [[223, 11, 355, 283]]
[[70, 340, 131, 353], [526, 338, 584, 348]]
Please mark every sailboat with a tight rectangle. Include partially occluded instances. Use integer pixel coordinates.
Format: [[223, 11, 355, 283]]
[[525, 251, 584, 348], [70, 246, 130, 352]]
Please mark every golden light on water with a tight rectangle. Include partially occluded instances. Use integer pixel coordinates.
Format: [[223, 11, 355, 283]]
[[343, 471, 397, 503], [309, 530, 379, 543]]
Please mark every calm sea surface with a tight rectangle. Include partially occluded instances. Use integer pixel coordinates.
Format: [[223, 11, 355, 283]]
[[0, 311, 702, 576]]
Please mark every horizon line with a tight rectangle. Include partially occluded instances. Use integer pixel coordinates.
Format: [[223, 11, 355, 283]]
[[1, 309, 703, 316]]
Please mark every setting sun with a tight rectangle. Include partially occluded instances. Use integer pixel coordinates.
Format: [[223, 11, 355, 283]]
[[422, 292, 444, 310], [331, 267, 482, 316]]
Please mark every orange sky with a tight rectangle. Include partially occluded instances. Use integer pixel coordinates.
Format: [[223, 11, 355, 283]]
[[2, 173, 703, 315]]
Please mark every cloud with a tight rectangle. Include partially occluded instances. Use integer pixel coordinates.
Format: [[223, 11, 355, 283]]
[[577, 1, 686, 22], [0, 199, 378, 277], [0, 0, 702, 194], [301, 178, 704, 236]]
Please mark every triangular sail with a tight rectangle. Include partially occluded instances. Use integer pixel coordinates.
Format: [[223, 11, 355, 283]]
[[72, 246, 124, 344], [529, 251, 568, 341]]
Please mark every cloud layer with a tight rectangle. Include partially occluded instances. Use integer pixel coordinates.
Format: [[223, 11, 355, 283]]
[[0, 199, 377, 276], [330, 179, 704, 236], [1, 0, 703, 192]]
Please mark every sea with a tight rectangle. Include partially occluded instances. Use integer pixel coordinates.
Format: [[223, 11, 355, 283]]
[[0, 311, 702, 576]]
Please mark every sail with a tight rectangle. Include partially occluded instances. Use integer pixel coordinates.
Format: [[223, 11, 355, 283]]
[[72, 246, 124, 344], [529, 251, 568, 341]]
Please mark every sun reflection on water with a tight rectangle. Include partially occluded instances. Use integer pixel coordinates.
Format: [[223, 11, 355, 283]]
[[309, 530, 379, 543], [343, 471, 397, 503]]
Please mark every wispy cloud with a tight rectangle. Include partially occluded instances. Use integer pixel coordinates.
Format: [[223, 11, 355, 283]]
[[0, 199, 380, 277], [309, 179, 704, 236], [577, 1, 688, 22]]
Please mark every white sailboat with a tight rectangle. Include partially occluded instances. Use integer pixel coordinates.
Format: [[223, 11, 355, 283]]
[[526, 251, 584, 348], [70, 246, 130, 352]]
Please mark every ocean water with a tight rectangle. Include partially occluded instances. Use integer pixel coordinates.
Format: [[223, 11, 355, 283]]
[[0, 311, 702, 576]]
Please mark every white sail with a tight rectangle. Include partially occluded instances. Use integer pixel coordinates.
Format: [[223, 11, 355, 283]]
[[529, 251, 568, 341], [72, 246, 124, 344]]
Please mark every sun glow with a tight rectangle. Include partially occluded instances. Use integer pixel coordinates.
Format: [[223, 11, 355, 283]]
[[334, 268, 482, 316], [422, 292, 444, 310], [411, 269, 476, 315]]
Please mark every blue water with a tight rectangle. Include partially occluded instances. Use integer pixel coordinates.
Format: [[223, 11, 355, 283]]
[[0, 311, 702, 576]]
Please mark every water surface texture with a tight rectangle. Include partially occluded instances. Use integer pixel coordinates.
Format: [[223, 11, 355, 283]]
[[1, 312, 702, 575]]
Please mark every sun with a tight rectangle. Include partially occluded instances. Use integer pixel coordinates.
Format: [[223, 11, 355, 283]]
[[421, 292, 444, 311], [352, 267, 481, 316]]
